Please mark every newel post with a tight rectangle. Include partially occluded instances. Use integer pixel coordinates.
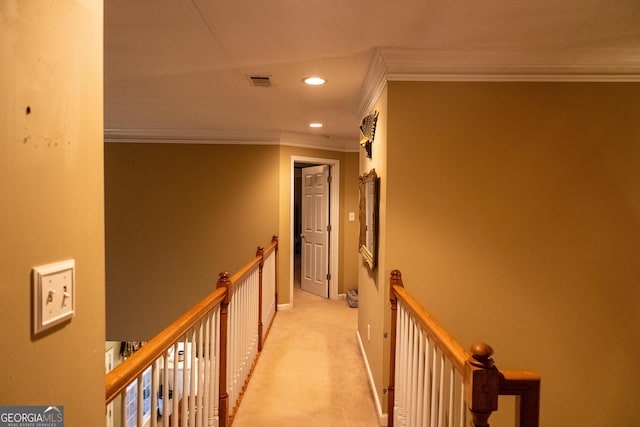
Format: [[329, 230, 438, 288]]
[[216, 272, 231, 427], [272, 235, 279, 311], [388, 269, 404, 427], [465, 342, 500, 427], [256, 246, 265, 352]]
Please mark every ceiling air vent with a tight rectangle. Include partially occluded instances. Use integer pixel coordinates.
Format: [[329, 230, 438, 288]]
[[247, 75, 272, 88]]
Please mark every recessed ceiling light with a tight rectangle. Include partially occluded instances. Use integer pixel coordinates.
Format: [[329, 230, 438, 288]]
[[309, 123, 324, 128], [303, 77, 326, 86]]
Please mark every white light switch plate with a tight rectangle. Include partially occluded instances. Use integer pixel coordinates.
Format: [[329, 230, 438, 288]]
[[33, 259, 75, 334]]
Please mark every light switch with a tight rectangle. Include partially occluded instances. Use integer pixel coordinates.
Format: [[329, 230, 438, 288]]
[[349, 212, 355, 221], [33, 259, 75, 334]]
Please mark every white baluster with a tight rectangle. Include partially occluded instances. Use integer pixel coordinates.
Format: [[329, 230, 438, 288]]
[[163, 351, 170, 427], [151, 359, 159, 427], [202, 313, 211, 427], [197, 321, 205, 427], [423, 335, 431, 425], [458, 379, 465, 427], [438, 351, 445, 427], [137, 372, 144, 427], [172, 342, 180, 427], [212, 307, 220, 427], [398, 305, 407, 426], [430, 343, 438, 427], [408, 321, 416, 427], [416, 329, 425, 427], [447, 366, 455, 427], [188, 328, 197, 427], [181, 337, 189, 427]]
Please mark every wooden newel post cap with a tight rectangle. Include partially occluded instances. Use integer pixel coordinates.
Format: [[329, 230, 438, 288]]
[[217, 272, 231, 304], [217, 271, 231, 288], [470, 342, 495, 368], [390, 270, 403, 302], [466, 342, 499, 425], [390, 270, 404, 288]]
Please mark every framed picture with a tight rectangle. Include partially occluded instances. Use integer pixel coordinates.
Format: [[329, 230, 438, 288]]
[[359, 169, 379, 269]]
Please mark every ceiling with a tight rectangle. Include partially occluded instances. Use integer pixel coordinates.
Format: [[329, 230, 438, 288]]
[[104, 0, 640, 150]]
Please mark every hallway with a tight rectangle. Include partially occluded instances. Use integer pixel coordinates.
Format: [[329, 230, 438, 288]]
[[231, 286, 380, 426]]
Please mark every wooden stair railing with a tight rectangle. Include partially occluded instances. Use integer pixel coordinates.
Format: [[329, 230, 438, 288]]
[[388, 270, 540, 427], [219, 235, 278, 423], [105, 286, 227, 427], [105, 236, 278, 427]]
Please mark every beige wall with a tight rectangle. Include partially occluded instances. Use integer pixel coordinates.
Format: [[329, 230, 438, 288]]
[[381, 81, 640, 426], [357, 86, 391, 414], [105, 143, 280, 340], [277, 145, 360, 305], [105, 143, 359, 338], [0, 1, 105, 424], [341, 151, 361, 294]]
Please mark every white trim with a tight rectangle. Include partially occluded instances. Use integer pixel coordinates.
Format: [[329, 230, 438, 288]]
[[281, 132, 358, 153], [104, 129, 359, 152], [357, 49, 389, 119], [357, 330, 388, 427], [277, 303, 292, 311], [378, 46, 640, 79], [104, 128, 281, 144], [358, 47, 640, 117], [290, 156, 340, 306]]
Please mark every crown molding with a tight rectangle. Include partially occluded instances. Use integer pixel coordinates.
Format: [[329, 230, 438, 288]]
[[104, 128, 359, 152], [356, 48, 389, 118], [104, 128, 281, 144], [379, 47, 640, 80], [358, 46, 640, 116], [280, 132, 359, 152]]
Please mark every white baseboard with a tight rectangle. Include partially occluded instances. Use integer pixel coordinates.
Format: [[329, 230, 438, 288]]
[[356, 330, 389, 426], [277, 303, 292, 311], [338, 293, 346, 300]]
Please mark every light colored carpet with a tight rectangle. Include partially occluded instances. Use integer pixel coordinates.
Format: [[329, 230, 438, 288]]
[[231, 286, 380, 427]]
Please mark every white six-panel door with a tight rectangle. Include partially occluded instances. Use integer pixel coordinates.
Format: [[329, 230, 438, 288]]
[[301, 165, 329, 298]]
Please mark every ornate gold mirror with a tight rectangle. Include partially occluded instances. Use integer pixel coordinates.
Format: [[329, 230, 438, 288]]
[[359, 169, 379, 269]]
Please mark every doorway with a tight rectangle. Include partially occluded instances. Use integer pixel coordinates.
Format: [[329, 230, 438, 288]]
[[297, 164, 330, 298], [290, 156, 340, 307]]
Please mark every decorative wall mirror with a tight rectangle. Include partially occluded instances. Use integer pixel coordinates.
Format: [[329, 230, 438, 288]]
[[359, 169, 379, 269], [359, 111, 379, 159]]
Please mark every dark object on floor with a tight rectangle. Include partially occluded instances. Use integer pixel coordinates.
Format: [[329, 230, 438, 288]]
[[347, 289, 358, 308]]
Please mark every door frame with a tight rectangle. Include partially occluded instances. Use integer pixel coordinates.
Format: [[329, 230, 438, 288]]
[[290, 155, 340, 305]]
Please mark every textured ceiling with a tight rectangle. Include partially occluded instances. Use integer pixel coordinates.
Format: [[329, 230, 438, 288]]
[[104, 0, 640, 148]]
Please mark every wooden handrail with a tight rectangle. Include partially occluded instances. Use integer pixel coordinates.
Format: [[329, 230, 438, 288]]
[[229, 254, 262, 285], [500, 370, 541, 427], [391, 283, 469, 372], [105, 286, 227, 404], [105, 235, 280, 412], [263, 235, 278, 258], [227, 236, 278, 286], [388, 269, 541, 427]]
